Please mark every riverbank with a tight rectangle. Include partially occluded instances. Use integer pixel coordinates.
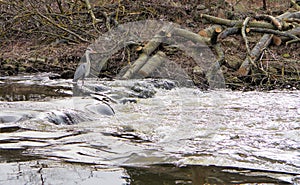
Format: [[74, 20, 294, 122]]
[[0, 0, 299, 90]]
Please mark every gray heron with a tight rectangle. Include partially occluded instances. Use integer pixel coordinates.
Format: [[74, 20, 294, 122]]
[[73, 48, 96, 85]]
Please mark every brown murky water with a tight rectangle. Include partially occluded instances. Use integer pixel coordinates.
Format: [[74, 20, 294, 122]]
[[0, 74, 299, 184]]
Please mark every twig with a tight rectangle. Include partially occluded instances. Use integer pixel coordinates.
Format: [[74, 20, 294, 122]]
[[254, 14, 282, 30], [243, 35, 269, 86], [35, 10, 90, 43], [241, 17, 251, 55], [286, 38, 300, 45], [83, 0, 103, 33], [250, 27, 300, 40], [250, 27, 300, 45], [83, 0, 100, 24], [56, 0, 65, 14], [284, 18, 300, 24], [291, 0, 300, 11]]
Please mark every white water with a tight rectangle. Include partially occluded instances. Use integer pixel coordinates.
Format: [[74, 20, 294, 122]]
[[0, 77, 299, 184]]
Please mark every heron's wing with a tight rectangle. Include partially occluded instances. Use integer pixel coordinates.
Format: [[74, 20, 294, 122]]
[[73, 63, 86, 82]]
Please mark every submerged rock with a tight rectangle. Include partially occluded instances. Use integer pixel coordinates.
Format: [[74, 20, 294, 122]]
[[0, 115, 23, 123], [86, 103, 115, 116], [47, 110, 76, 125], [119, 98, 138, 104], [151, 79, 177, 90], [46, 110, 88, 125], [131, 82, 156, 98], [0, 112, 31, 123], [0, 124, 21, 133]]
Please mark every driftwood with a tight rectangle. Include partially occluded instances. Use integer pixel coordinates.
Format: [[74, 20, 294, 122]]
[[121, 26, 212, 79], [120, 6, 300, 83], [198, 25, 223, 44], [250, 27, 300, 39], [173, 28, 210, 45], [218, 27, 240, 40], [121, 53, 149, 79], [137, 51, 166, 78], [283, 27, 300, 40], [121, 25, 172, 79], [201, 14, 280, 30], [237, 34, 273, 76], [249, 28, 300, 44], [254, 14, 283, 30], [201, 12, 300, 30], [198, 25, 223, 38], [237, 11, 300, 76], [200, 10, 300, 77]]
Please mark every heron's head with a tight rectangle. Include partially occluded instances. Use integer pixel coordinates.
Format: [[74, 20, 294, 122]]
[[86, 47, 97, 55]]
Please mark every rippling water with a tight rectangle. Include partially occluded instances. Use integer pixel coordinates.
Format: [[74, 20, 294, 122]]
[[0, 74, 299, 184]]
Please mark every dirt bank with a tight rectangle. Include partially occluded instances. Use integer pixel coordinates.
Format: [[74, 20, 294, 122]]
[[0, 0, 299, 90]]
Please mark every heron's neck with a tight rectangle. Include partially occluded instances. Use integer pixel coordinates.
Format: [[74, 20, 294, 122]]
[[85, 51, 91, 77]]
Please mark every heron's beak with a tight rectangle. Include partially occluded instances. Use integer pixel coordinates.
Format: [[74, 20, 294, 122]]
[[87, 48, 97, 54], [90, 49, 97, 53]]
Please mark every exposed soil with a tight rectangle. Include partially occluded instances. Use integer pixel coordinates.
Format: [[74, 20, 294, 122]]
[[0, 0, 299, 90]]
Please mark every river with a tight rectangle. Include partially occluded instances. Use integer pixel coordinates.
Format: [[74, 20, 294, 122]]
[[0, 73, 299, 184]]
